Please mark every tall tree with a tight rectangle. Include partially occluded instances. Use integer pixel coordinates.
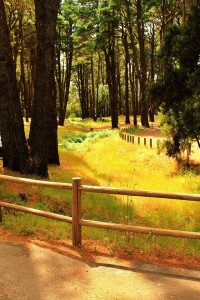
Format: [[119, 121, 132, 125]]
[[151, 2, 200, 157], [119, 7, 130, 124], [29, 0, 60, 177], [97, 0, 119, 128], [56, 0, 75, 125], [0, 0, 31, 173], [123, 0, 140, 126], [4, 0, 36, 120], [136, 0, 149, 127], [76, 63, 90, 119]]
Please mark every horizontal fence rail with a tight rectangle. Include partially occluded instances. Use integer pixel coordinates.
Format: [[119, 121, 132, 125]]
[[0, 174, 200, 246], [80, 184, 200, 201], [0, 201, 72, 223]]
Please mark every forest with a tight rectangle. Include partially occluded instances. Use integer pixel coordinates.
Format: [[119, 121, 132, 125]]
[[0, 0, 200, 177]]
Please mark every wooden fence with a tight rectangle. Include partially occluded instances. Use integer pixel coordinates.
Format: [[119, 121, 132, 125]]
[[119, 123, 162, 148], [0, 174, 200, 246], [119, 131, 161, 149]]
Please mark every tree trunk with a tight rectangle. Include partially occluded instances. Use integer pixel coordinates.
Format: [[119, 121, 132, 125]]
[[149, 22, 155, 122], [29, 0, 60, 177], [103, 17, 118, 129], [91, 57, 96, 120], [0, 0, 31, 173], [104, 49, 118, 128], [129, 60, 136, 126], [57, 23, 73, 126], [48, 80, 60, 165], [77, 64, 89, 119], [62, 46, 73, 122], [56, 29, 65, 125], [121, 26, 130, 124], [136, 0, 149, 127]]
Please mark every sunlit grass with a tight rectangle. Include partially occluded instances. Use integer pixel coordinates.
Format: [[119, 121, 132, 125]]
[[1, 116, 200, 255], [53, 119, 200, 253]]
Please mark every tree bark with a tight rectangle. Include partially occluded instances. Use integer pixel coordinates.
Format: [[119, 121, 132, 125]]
[[103, 16, 118, 129], [77, 64, 90, 119], [48, 80, 60, 165], [29, 0, 60, 177], [136, 0, 149, 127], [104, 48, 119, 128], [129, 60, 137, 126], [121, 25, 130, 124], [56, 22, 74, 126], [0, 0, 31, 173], [91, 57, 96, 120]]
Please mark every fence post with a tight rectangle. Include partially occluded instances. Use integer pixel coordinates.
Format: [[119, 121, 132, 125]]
[[138, 137, 140, 145], [72, 177, 82, 246], [157, 139, 160, 148], [144, 138, 146, 146], [150, 139, 152, 148], [0, 206, 2, 223]]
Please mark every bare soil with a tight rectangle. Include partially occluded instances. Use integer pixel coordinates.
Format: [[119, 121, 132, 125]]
[[0, 227, 200, 271]]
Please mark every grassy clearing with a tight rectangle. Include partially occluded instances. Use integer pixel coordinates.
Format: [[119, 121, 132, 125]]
[[1, 117, 200, 255]]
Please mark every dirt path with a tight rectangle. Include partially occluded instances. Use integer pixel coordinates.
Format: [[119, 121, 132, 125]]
[[92, 122, 163, 137], [1, 239, 200, 300]]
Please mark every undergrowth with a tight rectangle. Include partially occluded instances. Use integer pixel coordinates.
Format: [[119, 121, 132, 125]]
[[59, 130, 113, 151]]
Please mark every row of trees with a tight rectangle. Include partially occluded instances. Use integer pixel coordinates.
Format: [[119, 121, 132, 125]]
[[3, 0, 197, 127], [0, 0, 199, 176], [55, 0, 197, 128]]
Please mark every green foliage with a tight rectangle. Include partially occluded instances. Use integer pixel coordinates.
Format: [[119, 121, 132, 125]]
[[98, 84, 109, 115], [124, 126, 143, 134], [150, 4, 200, 158], [65, 133, 87, 143], [59, 130, 113, 150], [67, 90, 82, 118], [95, 0, 119, 51], [163, 139, 180, 159]]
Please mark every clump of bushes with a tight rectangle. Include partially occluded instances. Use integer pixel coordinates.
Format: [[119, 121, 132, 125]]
[[60, 130, 113, 150]]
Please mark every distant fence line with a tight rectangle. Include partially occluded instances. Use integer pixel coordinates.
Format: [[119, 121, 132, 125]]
[[119, 123, 162, 149], [119, 125, 200, 162], [119, 130, 161, 149], [0, 174, 200, 246]]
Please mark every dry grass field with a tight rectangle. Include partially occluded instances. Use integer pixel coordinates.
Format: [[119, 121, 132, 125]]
[[0, 116, 200, 266]]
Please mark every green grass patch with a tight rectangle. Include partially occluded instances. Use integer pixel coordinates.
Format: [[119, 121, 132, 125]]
[[123, 126, 143, 134], [2, 210, 71, 240], [59, 130, 113, 151]]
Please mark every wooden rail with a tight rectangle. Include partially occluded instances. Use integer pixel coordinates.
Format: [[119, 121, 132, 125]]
[[0, 174, 200, 246]]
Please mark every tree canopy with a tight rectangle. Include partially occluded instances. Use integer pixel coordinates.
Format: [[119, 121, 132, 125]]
[[151, 3, 200, 157], [0, 0, 199, 175]]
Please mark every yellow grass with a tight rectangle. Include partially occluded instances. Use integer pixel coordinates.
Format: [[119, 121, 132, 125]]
[[1, 117, 200, 253], [56, 130, 199, 193], [58, 120, 200, 231]]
